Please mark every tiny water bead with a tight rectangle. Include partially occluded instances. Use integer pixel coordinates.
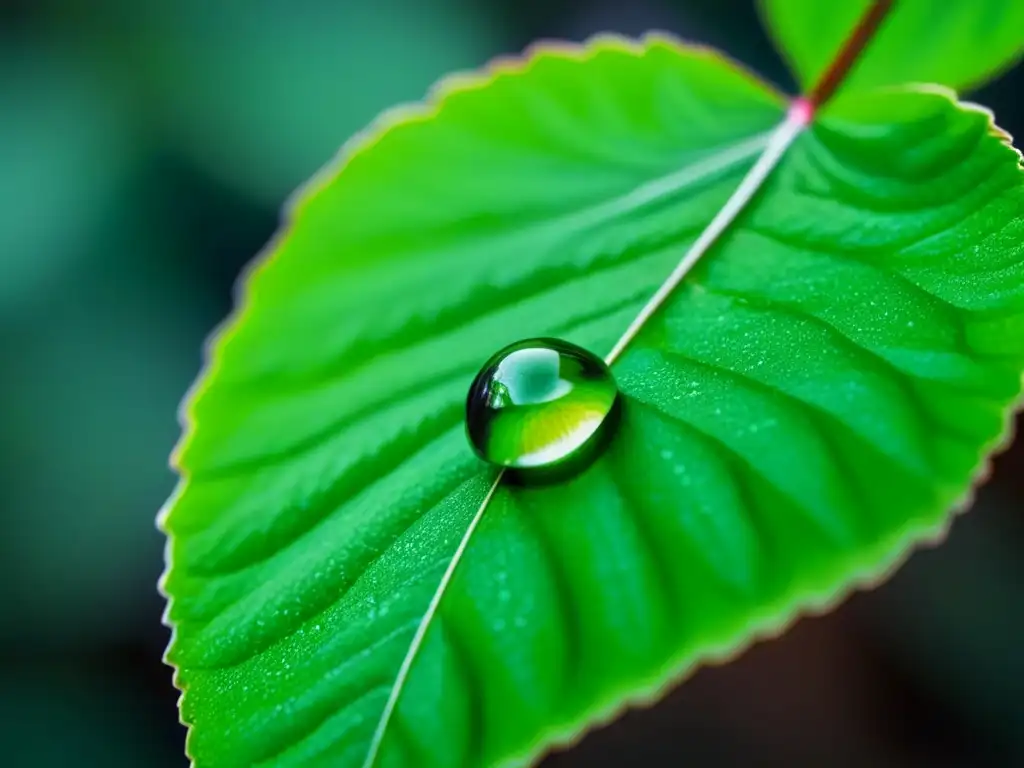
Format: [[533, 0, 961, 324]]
[[465, 338, 620, 480]]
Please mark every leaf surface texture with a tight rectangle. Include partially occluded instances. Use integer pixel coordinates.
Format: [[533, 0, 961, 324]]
[[162, 37, 1024, 768]]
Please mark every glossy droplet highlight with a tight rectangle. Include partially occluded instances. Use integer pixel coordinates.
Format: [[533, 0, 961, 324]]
[[466, 338, 620, 479]]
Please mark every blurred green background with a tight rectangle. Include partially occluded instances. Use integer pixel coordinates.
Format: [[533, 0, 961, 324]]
[[1, 1, 1022, 766]]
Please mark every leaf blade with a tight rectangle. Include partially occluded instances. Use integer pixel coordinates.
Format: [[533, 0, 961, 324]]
[[161, 36, 1024, 768]]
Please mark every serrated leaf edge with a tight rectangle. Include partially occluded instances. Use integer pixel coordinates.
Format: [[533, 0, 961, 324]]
[[154, 27, 1024, 766]]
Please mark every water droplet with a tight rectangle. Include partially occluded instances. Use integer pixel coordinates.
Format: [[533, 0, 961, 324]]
[[466, 338, 619, 482]]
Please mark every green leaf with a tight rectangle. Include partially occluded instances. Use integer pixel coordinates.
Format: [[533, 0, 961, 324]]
[[760, 0, 1024, 95], [161, 35, 1024, 768]]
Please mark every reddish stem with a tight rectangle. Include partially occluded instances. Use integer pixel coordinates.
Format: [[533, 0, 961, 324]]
[[806, 0, 895, 112]]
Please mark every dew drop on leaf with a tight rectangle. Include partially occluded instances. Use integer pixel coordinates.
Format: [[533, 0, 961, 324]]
[[465, 338, 619, 481]]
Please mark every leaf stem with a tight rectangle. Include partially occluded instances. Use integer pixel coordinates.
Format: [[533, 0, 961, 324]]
[[805, 0, 895, 110], [362, 469, 506, 768]]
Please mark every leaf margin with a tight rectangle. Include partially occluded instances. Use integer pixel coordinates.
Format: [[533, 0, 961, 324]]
[[154, 27, 1024, 766]]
